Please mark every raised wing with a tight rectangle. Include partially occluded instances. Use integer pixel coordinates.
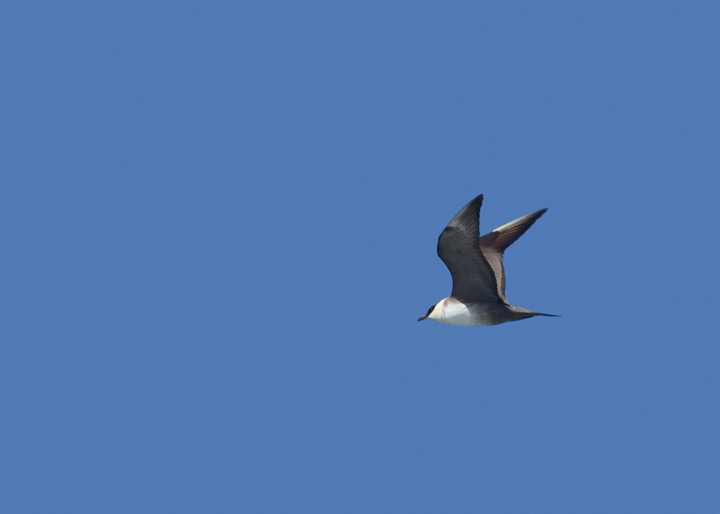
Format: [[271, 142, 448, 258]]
[[437, 194, 501, 304], [479, 208, 547, 302]]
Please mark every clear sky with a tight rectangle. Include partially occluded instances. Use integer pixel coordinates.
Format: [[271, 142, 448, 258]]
[[3, 2, 719, 512]]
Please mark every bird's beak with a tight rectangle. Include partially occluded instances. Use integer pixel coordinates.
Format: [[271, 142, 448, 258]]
[[417, 314, 428, 322]]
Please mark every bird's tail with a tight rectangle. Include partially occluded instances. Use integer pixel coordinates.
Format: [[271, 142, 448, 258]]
[[509, 305, 560, 319]]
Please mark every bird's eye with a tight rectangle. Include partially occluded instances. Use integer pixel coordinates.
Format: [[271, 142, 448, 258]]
[[426, 305, 435, 315]]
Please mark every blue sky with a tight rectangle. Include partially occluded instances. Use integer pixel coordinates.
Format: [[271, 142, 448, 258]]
[[2, 1, 720, 512]]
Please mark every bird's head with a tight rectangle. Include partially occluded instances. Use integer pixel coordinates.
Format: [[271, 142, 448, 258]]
[[417, 301, 442, 322]]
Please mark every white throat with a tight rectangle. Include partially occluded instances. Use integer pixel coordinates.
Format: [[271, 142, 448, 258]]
[[429, 298, 481, 326]]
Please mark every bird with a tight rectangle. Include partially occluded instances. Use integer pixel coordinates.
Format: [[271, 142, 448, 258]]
[[418, 194, 558, 326]]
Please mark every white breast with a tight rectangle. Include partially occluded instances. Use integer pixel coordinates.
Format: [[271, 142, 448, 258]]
[[429, 298, 493, 327]]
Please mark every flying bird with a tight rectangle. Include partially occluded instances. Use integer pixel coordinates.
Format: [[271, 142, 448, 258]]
[[418, 194, 558, 326]]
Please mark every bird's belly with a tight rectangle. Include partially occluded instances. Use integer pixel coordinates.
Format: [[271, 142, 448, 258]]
[[439, 302, 495, 327]]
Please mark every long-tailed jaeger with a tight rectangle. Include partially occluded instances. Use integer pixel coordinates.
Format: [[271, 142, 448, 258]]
[[418, 194, 558, 326]]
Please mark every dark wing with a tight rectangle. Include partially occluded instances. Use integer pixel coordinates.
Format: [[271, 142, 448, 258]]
[[478, 208, 547, 302], [437, 194, 502, 304]]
